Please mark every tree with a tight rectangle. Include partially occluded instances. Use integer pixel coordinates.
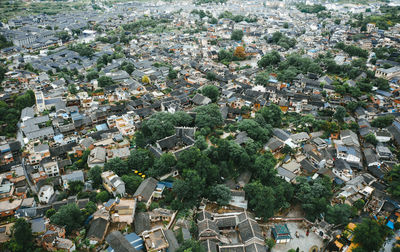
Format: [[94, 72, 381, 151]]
[[0, 34, 13, 50], [172, 169, 205, 209], [333, 106, 346, 122], [265, 238, 275, 250], [365, 133, 378, 146], [68, 180, 84, 195], [176, 239, 205, 252], [86, 70, 99, 81], [50, 204, 83, 234], [258, 50, 280, 68], [141, 112, 176, 143], [353, 218, 386, 252], [120, 61, 135, 75], [371, 115, 394, 128], [104, 157, 129, 176], [68, 43, 94, 57], [9, 218, 33, 252], [202, 85, 219, 102], [142, 75, 150, 84], [233, 46, 246, 59], [127, 149, 154, 173], [244, 181, 276, 219], [208, 184, 231, 205], [168, 68, 178, 80], [231, 29, 244, 41], [149, 153, 177, 178], [206, 71, 217, 81], [98, 76, 114, 87], [46, 208, 57, 218], [14, 90, 35, 111], [122, 175, 143, 195], [325, 204, 353, 225], [0, 65, 6, 83], [251, 152, 277, 185], [295, 176, 333, 221], [135, 131, 147, 148], [68, 84, 78, 94], [282, 145, 294, 155], [238, 119, 271, 143], [88, 166, 102, 189], [386, 165, 400, 199], [85, 201, 97, 215], [195, 104, 223, 129], [353, 199, 365, 211], [96, 190, 110, 203], [56, 31, 71, 42], [256, 104, 283, 127]]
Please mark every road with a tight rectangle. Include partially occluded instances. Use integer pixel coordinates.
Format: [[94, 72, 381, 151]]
[[21, 157, 37, 194]]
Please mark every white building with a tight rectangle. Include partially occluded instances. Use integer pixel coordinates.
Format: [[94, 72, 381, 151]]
[[38, 185, 54, 204]]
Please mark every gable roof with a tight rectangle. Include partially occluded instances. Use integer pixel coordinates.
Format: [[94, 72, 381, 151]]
[[133, 177, 158, 202], [237, 218, 263, 244], [106, 231, 137, 252], [87, 218, 109, 241]]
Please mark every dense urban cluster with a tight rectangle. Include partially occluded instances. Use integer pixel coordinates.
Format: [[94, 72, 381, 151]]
[[0, 0, 400, 251]]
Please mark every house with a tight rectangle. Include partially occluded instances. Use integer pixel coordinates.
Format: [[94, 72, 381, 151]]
[[38, 185, 54, 204], [192, 93, 211, 105], [111, 199, 136, 224], [88, 147, 106, 168], [142, 228, 170, 252], [229, 190, 248, 209], [106, 231, 137, 252], [133, 177, 158, 208], [149, 208, 174, 223], [237, 217, 264, 245], [87, 217, 110, 245], [0, 199, 22, 217], [101, 171, 125, 197], [277, 167, 296, 183], [364, 148, 380, 167], [264, 137, 284, 153], [41, 225, 75, 252], [290, 132, 310, 144], [272, 224, 292, 244], [333, 159, 353, 182], [61, 170, 85, 189], [376, 144, 392, 159], [300, 158, 318, 175], [0, 224, 12, 243], [375, 66, 400, 80], [42, 159, 60, 177]]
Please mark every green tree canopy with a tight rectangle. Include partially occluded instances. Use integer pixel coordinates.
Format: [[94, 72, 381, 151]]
[[231, 29, 244, 41], [353, 218, 387, 252], [104, 157, 129, 176], [172, 169, 205, 209], [325, 204, 354, 225], [256, 104, 283, 127], [127, 149, 154, 173], [202, 85, 220, 102], [50, 203, 83, 234], [208, 184, 232, 205], [194, 104, 223, 129], [258, 50, 281, 68], [88, 165, 103, 189], [122, 175, 143, 195], [9, 218, 33, 252], [98, 76, 114, 87], [371, 115, 394, 128], [386, 165, 400, 199]]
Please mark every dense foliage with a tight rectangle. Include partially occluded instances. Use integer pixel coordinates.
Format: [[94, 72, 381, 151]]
[[296, 4, 326, 14]]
